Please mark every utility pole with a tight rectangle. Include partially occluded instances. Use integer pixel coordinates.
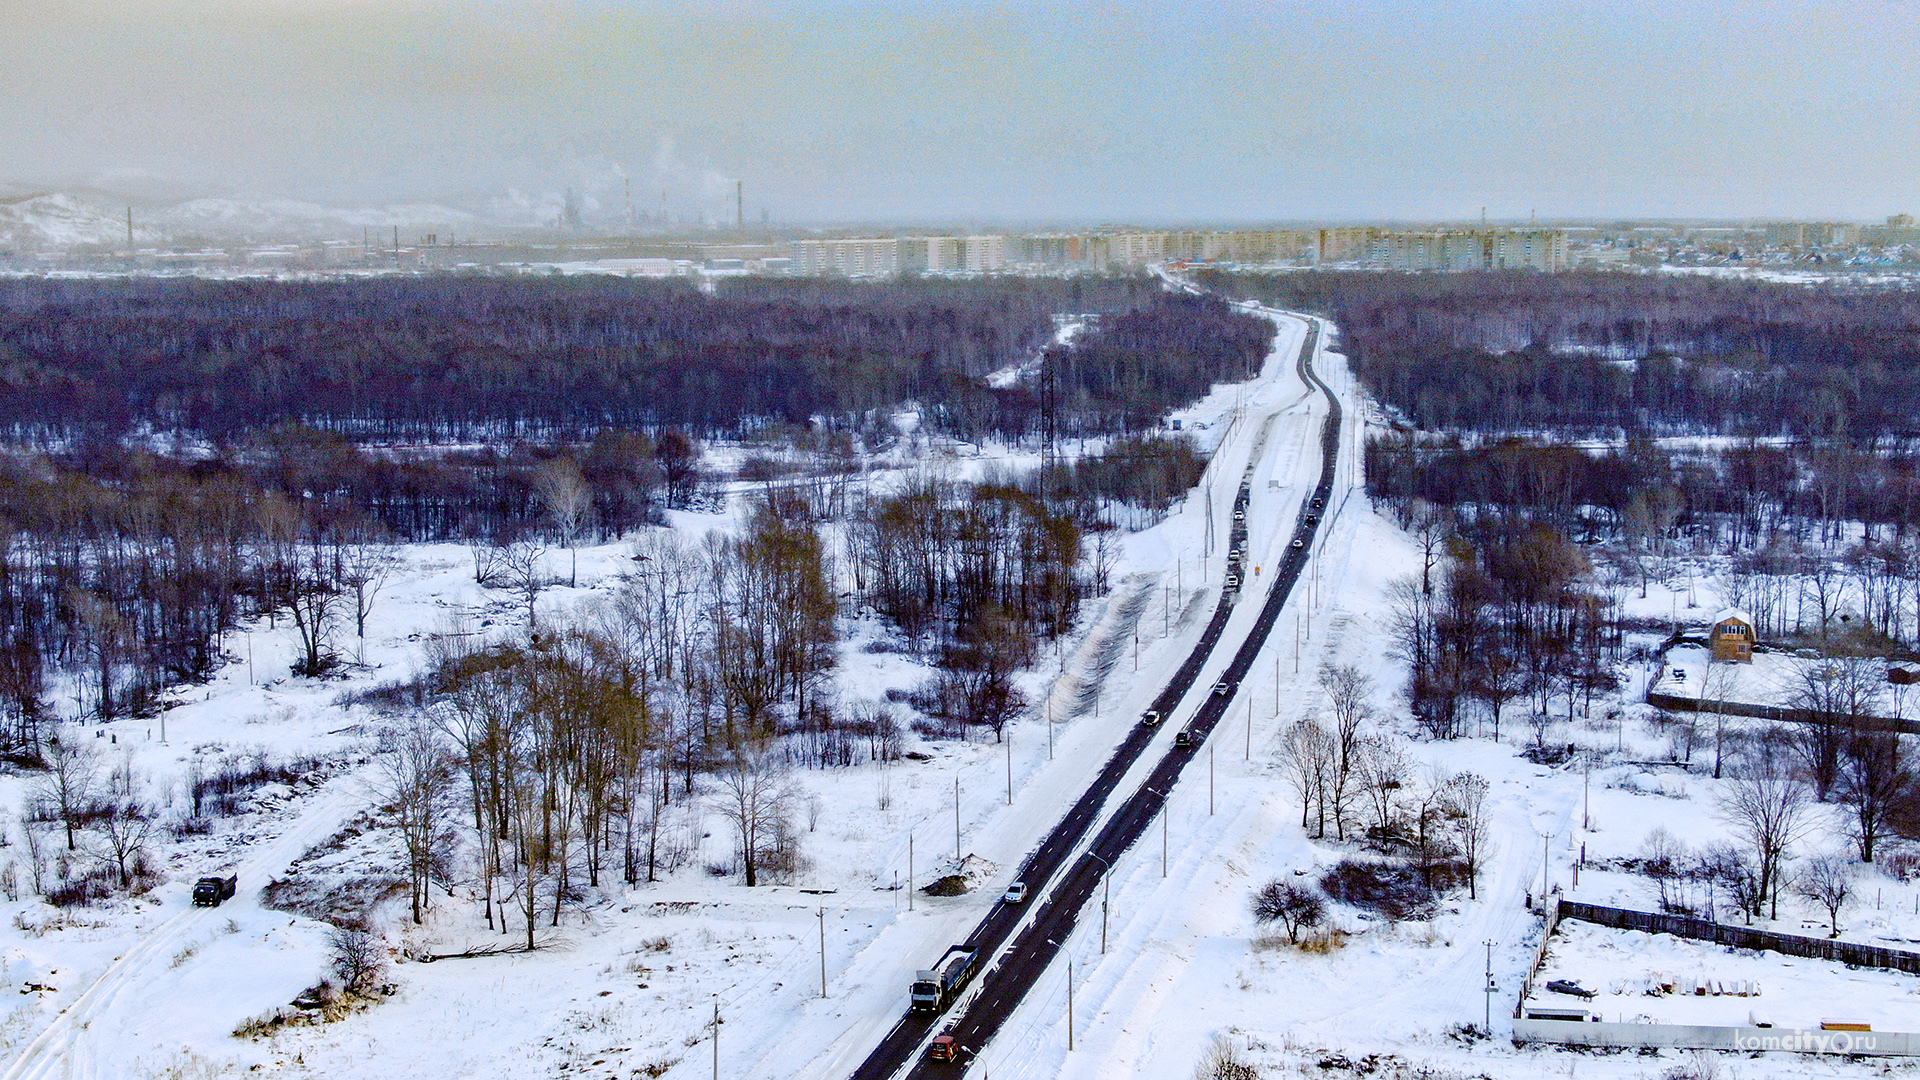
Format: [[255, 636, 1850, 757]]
[[1066, 959, 1074, 1051], [1205, 482, 1213, 558], [1483, 940, 1495, 1031], [818, 907, 827, 997], [955, 776, 961, 861], [1541, 833, 1551, 900], [908, 833, 914, 911], [1005, 733, 1012, 805], [711, 999, 720, 1080]]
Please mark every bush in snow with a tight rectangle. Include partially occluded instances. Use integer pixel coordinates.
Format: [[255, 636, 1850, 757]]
[[1193, 1033, 1259, 1080], [1319, 858, 1466, 922], [1250, 880, 1326, 945], [328, 925, 386, 994]]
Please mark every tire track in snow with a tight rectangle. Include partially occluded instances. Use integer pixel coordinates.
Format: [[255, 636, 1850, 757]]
[[3, 779, 363, 1080]]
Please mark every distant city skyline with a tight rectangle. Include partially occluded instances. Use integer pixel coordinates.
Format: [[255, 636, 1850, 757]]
[[5, 0, 1917, 224]]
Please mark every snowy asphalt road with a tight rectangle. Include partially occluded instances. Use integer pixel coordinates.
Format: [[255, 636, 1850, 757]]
[[848, 313, 1339, 1080]]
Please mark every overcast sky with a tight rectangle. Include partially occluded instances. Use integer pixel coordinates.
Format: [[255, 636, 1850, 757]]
[[5, 0, 1918, 224]]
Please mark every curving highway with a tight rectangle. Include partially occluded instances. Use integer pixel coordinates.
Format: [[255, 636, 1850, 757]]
[[848, 309, 1341, 1080]]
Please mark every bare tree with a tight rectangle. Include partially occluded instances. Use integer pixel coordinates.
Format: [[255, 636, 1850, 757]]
[[1800, 854, 1854, 937], [90, 800, 154, 889], [1640, 825, 1690, 913], [1799, 555, 1853, 644], [1250, 880, 1326, 944], [336, 533, 400, 659], [328, 926, 386, 993], [1405, 499, 1451, 596], [375, 716, 453, 924], [1279, 717, 1335, 837], [1353, 735, 1408, 838], [36, 729, 99, 850], [498, 539, 547, 628], [1836, 730, 1910, 863], [1793, 654, 1883, 800], [1446, 771, 1493, 900], [1319, 664, 1372, 840], [535, 457, 592, 588], [1622, 487, 1682, 598], [1716, 751, 1812, 920], [66, 588, 129, 720], [1470, 645, 1523, 742], [711, 749, 795, 887], [282, 543, 342, 677], [1699, 660, 1739, 779]]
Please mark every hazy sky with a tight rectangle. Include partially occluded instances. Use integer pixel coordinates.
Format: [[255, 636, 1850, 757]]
[[5, 0, 1918, 224]]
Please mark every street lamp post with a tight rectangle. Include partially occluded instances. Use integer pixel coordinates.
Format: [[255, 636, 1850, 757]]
[[1087, 851, 1113, 954]]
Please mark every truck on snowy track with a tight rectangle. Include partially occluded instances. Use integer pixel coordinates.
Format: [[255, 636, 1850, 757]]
[[192, 875, 237, 907]]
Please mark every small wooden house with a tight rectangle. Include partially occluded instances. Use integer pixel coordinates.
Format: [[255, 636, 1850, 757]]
[[1710, 608, 1755, 663]]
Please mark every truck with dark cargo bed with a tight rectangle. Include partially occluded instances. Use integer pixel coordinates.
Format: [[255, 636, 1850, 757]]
[[192, 875, 237, 907], [910, 946, 978, 1012]]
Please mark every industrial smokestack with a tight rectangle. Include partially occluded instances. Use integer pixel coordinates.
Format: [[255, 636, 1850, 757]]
[[736, 180, 744, 230]]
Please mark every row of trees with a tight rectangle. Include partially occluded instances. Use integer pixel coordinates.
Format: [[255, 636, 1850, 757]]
[[0, 276, 1269, 445], [1277, 666, 1495, 900], [382, 499, 839, 937], [1385, 511, 1618, 744], [849, 477, 1084, 738], [1202, 269, 1920, 440], [0, 420, 715, 757]]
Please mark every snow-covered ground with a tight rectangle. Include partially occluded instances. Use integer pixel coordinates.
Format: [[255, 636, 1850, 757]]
[[5, 303, 1920, 1080], [1653, 642, 1920, 721], [1526, 919, 1920, 1031]]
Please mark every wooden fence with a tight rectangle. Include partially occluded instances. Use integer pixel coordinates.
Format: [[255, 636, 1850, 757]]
[[1558, 899, 1920, 974], [1645, 691, 1920, 736]]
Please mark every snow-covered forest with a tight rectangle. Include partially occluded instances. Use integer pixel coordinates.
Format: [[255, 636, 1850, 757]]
[[8, 270, 1920, 1080]]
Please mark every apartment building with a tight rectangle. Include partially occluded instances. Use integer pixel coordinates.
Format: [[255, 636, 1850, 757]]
[[791, 237, 901, 276]]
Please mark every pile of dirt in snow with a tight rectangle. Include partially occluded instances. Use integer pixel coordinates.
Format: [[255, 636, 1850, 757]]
[[922, 853, 997, 897]]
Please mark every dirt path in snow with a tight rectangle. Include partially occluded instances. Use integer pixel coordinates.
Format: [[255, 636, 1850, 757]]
[[2, 778, 363, 1080]]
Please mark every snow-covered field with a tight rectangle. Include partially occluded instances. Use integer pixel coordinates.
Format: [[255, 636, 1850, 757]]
[[3, 307, 1919, 1080], [1528, 919, 1920, 1031], [1653, 642, 1920, 722]]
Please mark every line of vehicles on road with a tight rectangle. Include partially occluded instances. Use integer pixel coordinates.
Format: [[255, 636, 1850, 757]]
[[902, 386, 1337, 1066]]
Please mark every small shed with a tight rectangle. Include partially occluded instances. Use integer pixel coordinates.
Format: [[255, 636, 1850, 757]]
[[1710, 608, 1756, 664]]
